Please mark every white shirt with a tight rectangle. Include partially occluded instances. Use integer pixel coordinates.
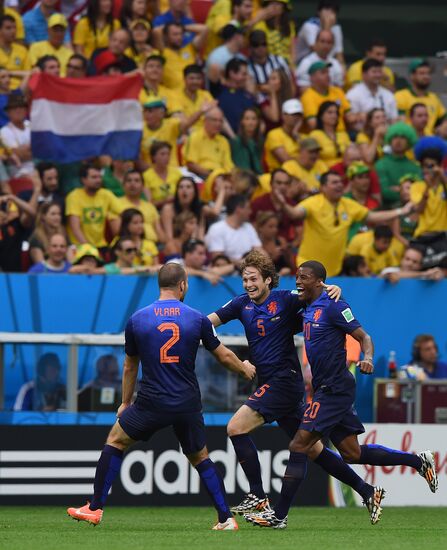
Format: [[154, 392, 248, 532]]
[[296, 18, 343, 62], [206, 45, 246, 70], [0, 120, 34, 177], [295, 52, 344, 88], [205, 219, 261, 260], [346, 82, 398, 122]]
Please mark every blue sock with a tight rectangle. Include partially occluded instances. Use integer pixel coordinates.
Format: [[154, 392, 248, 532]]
[[196, 458, 231, 523], [314, 447, 373, 501], [230, 434, 265, 498], [90, 444, 123, 510], [274, 452, 307, 520], [359, 444, 422, 470]]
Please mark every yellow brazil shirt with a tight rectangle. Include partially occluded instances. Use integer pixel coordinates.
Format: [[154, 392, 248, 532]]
[[395, 88, 446, 133], [264, 127, 299, 171], [176, 88, 214, 130], [65, 188, 121, 248], [117, 196, 160, 243], [410, 181, 447, 237], [140, 117, 181, 167], [297, 194, 369, 276], [133, 238, 159, 267], [253, 20, 296, 63], [347, 230, 405, 261], [184, 127, 234, 172], [301, 85, 351, 132], [0, 43, 30, 89], [346, 59, 395, 90], [139, 84, 181, 116], [28, 41, 73, 76], [309, 129, 351, 167], [162, 44, 196, 90], [73, 17, 121, 60], [358, 241, 400, 274], [282, 159, 328, 192], [143, 165, 182, 203]]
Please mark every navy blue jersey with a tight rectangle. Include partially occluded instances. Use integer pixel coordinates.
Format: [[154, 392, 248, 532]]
[[215, 289, 304, 384], [125, 299, 220, 412], [302, 292, 361, 392]]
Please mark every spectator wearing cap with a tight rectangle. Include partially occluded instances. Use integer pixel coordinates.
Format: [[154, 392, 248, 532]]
[[159, 22, 207, 91], [125, 19, 157, 68], [0, 15, 30, 90], [184, 107, 234, 178], [276, 170, 412, 276], [374, 121, 422, 209], [411, 136, 447, 238], [247, 29, 291, 89], [117, 169, 163, 244], [346, 38, 395, 91], [217, 58, 256, 134], [152, 0, 205, 48], [264, 98, 303, 171], [92, 50, 124, 75], [282, 137, 327, 193], [309, 100, 351, 167], [346, 58, 397, 130], [89, 29, 136, 76], [0, 94, 34, 179], [252, 0, 295, 64], [296, 1, 344, 65], [250, 168, 300, 242], [140, 96, 213, 169], [176, 64, 216, 131], [139, 54, 179, 115], [73, 0, 121, 60], [28, 233, 72, 274], [206, 24, 246, 85], [295, 29, 344, 90], [395, 59, 446, 134], [205, 193, 262, 266], [29, 14, 73, 76], [23, 0, 71, 45], [65, 164, 121, 251], [301, 61, 352, 132], [66, 54, 88, 78], [143, 141, 182, 208], [69, 243, 105, 273]]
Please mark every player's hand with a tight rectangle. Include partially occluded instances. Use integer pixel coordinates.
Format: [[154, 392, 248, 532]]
[[357, 359, 374, 375], [242, 359, 256, 380], [116, 403, 130, 418], [324, 284, 341, 302]]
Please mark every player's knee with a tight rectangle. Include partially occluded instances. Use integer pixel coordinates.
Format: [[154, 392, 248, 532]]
[[227, 420, 241, 437], [289, 438, 307, 455], [187, 447, 209, 467]]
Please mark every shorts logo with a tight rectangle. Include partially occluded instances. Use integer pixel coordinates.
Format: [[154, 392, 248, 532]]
[[341, 308, 354, 323], [313, 309, 322, 322], [267, 301, 278, 315]]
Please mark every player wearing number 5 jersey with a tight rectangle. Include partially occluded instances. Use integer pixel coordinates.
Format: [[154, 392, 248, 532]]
[[67, 263, 256, 531], [277, 261, 438, 523], [209, 251, 382, 527]]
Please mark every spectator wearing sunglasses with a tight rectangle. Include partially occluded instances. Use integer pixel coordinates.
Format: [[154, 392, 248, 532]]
[[66, 54, 88, 78], [247, 29, 290, 90], [274, 170, 414, 276], [103, 237, 144, 274]]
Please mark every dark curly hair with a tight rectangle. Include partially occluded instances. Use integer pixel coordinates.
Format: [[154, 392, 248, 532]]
[[240, 250, 279, 289]]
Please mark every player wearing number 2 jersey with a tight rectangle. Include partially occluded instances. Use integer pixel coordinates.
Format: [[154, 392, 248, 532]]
[[209, 251, 380, 527], [67, 263, 255, 531]]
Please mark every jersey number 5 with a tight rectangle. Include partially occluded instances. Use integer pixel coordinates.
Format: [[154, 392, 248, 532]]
[[157, 322, 180, 363], [257, 319, 266, 337]]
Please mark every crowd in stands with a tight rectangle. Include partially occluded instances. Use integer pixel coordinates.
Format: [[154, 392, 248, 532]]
[[0, 0, 447, 281]]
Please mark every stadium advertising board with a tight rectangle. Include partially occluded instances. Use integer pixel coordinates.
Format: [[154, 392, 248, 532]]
[[330, 424, 447, 507], [0, 425, 328, 506]]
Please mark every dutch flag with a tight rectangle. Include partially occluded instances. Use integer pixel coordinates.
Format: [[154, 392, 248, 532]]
[[29, 73, 143, 163]]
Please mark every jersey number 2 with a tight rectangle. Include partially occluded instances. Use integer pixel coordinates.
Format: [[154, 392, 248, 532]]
[[158, 322, 180, 363]]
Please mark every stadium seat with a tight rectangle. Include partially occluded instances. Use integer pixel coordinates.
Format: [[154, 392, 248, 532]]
[[190, 0, 213, 23]]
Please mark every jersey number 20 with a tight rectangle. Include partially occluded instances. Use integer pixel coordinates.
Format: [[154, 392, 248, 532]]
[[157, 322, 180, 363]]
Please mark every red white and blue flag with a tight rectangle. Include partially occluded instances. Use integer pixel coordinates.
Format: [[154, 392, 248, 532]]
[[30, 73, 143, 163]]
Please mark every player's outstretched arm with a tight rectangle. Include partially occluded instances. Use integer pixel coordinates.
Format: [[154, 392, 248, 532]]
[[323, 283, 341, 302], [211, 344, 256, 380], [207, 312, 223, 327], [351, 327, 375, 375], [117, 354, 139, 417]]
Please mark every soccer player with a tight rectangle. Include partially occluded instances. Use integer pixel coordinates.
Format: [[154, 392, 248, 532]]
[[208, 251, 382, 527], [67, 263, 256, 531], [247, 260, 438, 527]]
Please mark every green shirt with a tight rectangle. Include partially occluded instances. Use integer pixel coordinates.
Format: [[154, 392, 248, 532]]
[[374, 155, 421, 209], [230, 136, 264, 175], [102, 166, 124, 197], [104, 262, 122, 274]]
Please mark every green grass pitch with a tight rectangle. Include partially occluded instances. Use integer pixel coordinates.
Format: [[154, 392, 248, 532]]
[[1, 507, 446, 550]]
